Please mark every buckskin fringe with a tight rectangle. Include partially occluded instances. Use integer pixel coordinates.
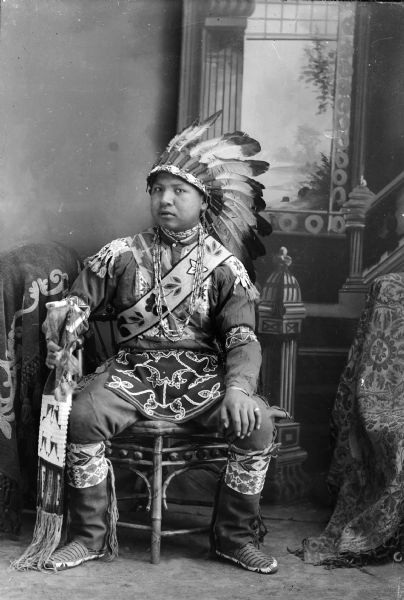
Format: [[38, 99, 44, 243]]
[[104, 459, 119, 561], [11, 300, 83, 571], [10, 510, 63, 571]]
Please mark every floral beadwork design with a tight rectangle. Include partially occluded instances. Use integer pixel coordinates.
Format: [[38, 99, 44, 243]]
[[224, 443, 279, 495], [105, 350, 225, 421], [86, 238, 132, 278], [225, 325, 258, 350], [223, 256, 259, 301], [66, 442, 109, 488]]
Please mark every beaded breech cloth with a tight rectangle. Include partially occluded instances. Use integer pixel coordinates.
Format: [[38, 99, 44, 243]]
[[105, 349, 226, 422]]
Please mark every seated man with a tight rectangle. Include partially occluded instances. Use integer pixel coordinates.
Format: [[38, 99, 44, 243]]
[[15, 113, 285, 574]]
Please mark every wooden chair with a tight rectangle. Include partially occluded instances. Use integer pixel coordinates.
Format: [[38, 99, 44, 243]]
[[84, 310, 228, 564]]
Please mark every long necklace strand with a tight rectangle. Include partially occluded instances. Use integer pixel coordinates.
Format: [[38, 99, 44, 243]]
[[152, 224, 206, 341]]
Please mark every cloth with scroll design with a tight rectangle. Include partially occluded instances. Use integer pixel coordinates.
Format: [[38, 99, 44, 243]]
[[301, 273, 404, 566], [0, 242, 81, 536]]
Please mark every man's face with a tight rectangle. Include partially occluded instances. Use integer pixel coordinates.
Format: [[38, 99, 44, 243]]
[[149, 172, 207, 232]]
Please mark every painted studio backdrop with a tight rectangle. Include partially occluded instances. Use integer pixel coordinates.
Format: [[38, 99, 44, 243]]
[[0, 0, 182, 257], [1, 0, 404, 515]]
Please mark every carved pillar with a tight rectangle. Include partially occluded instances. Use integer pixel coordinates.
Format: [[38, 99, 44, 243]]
[[329, 2, 356, 214], [178, 0, 208, 130], [257, 248, 308, 503], [178, 0, 254, 134], [339, 179, 376, 311]]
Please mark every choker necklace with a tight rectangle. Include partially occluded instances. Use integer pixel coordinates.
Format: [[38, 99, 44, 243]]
[[160, 225, 200, 242], [152, 224, 206, 341]]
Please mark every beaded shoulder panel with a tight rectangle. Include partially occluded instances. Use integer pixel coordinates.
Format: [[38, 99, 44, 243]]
[[85, 237, 133, 278], [223, 256, 260, 301]]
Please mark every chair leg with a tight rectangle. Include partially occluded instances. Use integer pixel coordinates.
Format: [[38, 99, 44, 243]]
[[151, 435, 163, 564]]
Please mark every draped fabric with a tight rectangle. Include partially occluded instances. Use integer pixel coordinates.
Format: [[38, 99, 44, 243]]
[[301, 273, 404, 566], [0, 242, 81, 536]]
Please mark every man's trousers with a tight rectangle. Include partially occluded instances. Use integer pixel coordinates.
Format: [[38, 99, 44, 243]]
[[65, 369, 278, 555]]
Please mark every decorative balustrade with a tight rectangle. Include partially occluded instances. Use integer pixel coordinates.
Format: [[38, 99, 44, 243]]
[[265, 208, 346, 236]]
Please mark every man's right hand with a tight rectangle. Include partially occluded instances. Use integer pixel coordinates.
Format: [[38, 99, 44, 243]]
[[45, 340, 63, 370]]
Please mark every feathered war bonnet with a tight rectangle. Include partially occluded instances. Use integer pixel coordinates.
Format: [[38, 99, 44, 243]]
[[146, 111, 272, 280]]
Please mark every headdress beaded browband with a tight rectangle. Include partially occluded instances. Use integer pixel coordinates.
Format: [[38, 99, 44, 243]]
[[147, 110, 272, 278]]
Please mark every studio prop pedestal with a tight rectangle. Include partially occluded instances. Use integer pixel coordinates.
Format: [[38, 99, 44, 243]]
[[258, 248, 309, 503]]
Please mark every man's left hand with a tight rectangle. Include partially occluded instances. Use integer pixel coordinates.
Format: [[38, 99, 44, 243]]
[[220, 388, 261, 439]]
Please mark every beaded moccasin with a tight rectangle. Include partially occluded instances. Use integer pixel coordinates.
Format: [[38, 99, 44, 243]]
[[45, 540, 105, 571], [216, 542, 278, 574]]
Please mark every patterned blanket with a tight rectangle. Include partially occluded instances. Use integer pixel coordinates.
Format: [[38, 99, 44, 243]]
[[301, 273, 404, 566], [0, 242, 80, 535]]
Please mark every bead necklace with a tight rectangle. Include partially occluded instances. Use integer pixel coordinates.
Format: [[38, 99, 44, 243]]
[[160, 225, 199, 241], [152, 224, 206, 341]]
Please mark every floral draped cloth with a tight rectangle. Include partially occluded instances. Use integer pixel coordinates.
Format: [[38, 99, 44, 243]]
[[302, 273, 404, 566], [0, 242, 80, 535]]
